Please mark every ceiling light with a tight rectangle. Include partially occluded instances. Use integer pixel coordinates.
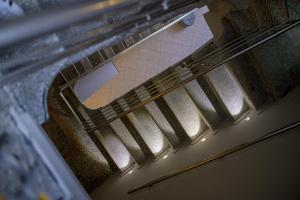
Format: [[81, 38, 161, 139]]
[[245, 117, 251, 121], [128, 170, 133, 175], [200, 137, 207, 142], [163, 154, 168, 159]]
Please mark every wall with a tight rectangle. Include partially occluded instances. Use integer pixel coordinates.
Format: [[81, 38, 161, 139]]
[[43, 78, 113, 192], [127, 126, 300, 200], [90, 85, 300, 200]]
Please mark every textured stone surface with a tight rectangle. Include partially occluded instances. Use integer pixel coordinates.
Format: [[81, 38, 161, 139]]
[[224, 0, 300, 97], [0, 0, 23, 20], [215, 17, 268, 109], [43, 83, 112, 192], [250, 0, 273, 27], [110, 119, 146, 164], [0, 0, 62, 125], [161, 87, 208, 141], [206, 65, 249, 119], [96, 126, 135, 171], [251, 34, 300, 97], [173, 66, 221, 129], [0, 105, 64, 200], [5, 56, 65, 124], [125, 108, 170, 157], [13, 0, 40, 14], [184, 80, 221, 128], [135, 87, 181, 148]]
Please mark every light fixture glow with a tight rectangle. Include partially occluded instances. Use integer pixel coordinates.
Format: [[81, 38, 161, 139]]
[[128, 170, 133, 175], [245, 117, 251, 121], [200, 137, 207, 142], [163, 154, 168, 159]]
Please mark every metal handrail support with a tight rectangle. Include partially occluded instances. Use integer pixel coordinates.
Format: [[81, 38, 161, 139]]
[[128, 120, 300, 194]]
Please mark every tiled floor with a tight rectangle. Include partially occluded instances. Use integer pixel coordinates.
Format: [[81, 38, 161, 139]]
[[84, 7, 213, 109]]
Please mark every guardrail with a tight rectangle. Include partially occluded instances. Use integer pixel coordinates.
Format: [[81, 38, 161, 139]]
[[55, 0, 300, 134], [81, 19, 300, 133]]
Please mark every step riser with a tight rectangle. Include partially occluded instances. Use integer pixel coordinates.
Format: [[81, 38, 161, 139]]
[[152, 76, 209, 142], [144, 102, 181, 148], [96, 127, 135, 172], [173, 66, 223, 129], [155, 97, 190, 142], [129, 108, 170, 157], [110, 119, 147, 164], [205, 65, 250, 120], [79, 106, 136, 171], [184, 80, 222, 130], [88, 131, 119, 172], [135, 87, 181, 148], [120, 116, 155, 159], [161, 87, 209, 141], [116, 97, 171, 158], [196, 77, 230, 121]]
